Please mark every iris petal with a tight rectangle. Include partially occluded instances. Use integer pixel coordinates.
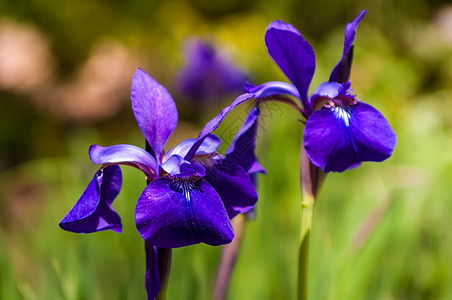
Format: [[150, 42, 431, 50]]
[[267, 20, 301, 35], [135, 177, 234, 248], [310, 81, 352, 108], [311, 82, 350, 101], [244, 81, 300, 99], [89, 144, 159, 179], [161, 155, 206, 177], [265, 20, 316, 113], [193, 154, 258, 219], [164, 134, 221, 160], [329, 10, 366, 83], [185, 92, 255, 160], [225, 106, 265, 175], [145, 242, 160, 300], [131, 69, 178, 163], [59, 165, 122, 233], [206, 159, 258, 219], [304, 102, 396, 172]]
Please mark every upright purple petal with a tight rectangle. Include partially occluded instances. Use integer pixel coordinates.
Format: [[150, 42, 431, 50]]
[[59, 166, 122, 233], [195, 155, 258, 219], [135, 177, 234, 248], [329, 10, 366, 83], [225, 106, 265, 174], [267, 20, 301, 35], [145, 242, 160, 300], [184, 93, 255, 161], [265, 20, 316, 114], [89, 144, 159, 179], [131, 69, 178, 163], [304, 101, 396, 172]]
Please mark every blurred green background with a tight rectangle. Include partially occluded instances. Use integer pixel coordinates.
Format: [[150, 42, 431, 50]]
[[1, 0, 452, 299]]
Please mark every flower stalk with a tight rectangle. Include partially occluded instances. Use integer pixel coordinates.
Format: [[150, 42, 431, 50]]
[[214, 214, 247, 300], [298, 146, 323, 300], [298, 195, 313, 300], [156, 247, 172, 300]]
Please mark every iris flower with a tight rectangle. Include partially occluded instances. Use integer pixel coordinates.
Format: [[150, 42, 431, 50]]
[[176, 38, 248, 104], [60, 68, 257, 298], [247, 10, 396, 172]]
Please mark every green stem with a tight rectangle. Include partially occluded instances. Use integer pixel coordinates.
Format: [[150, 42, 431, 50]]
[[298, 145, 323, 300], [298, 195, 314, 300]]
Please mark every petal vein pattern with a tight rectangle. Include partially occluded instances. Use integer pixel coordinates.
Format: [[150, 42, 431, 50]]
[[135, 177, 234, 248], [131, 68, 178, 163]]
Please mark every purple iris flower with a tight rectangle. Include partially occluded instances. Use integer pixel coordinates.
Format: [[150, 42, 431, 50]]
[[247, 10, 396, 172], [60, 68, 257, 298], [176, 39, 248, 104]]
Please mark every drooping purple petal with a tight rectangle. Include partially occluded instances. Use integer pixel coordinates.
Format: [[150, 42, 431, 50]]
[[131, 68, 178, 163], [194, 155, 258, 219], [225, 106, 265, 174], [184, 93, 255, 161], [164, 134, 221, 160], [329, 10, 366, 83], [244, 81, 300, 99], [161, 155, 206, 177], [135, 177, 234, 248], [304, 101, 396, 172], [265, 20, 316, 114], [59, 165, 122, 233], [89, 144, 159, 179], [145, 242, 160, 300]]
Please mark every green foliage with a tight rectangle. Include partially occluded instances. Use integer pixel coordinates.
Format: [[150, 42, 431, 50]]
[[1, 0, 452, 299]]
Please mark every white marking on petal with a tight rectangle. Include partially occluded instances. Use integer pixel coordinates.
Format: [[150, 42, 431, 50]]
[[332, 106, 352, 126], [170, 176, 200, 204]]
